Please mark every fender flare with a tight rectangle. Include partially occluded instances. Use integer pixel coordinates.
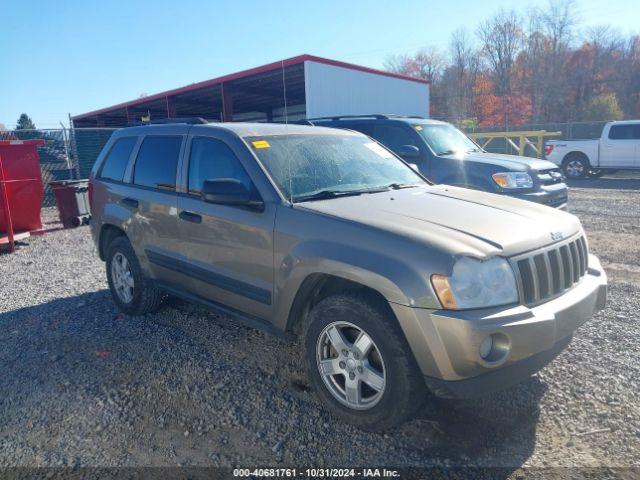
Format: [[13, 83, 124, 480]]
[[272, 239, 442, 331]]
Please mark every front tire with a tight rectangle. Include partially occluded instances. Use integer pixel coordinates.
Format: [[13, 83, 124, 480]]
[[562, 153, 590, 179], [303, 291, 425, 431], [105, 236, 164, 315]]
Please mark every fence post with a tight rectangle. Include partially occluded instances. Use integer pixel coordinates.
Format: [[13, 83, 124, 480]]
[[67, 114, 81, 179], [59, 122, 75, 179], [0, 154, 15, 251]]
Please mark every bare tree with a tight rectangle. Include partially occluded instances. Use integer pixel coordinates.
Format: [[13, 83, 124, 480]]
[[587, 24, 624, 84], [477, 9, 523, 98], [384, 47, 444, 83], [444, 28, 480, 123], [568, 25, 625, 118], [524, 0, 577, 122], [450, 28, 479, 74], [617, 35, 640, 116], [384, 54, 412, 75], [540, 0, 577, 55]]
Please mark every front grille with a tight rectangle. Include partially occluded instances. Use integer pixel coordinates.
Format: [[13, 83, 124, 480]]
[[512, 235, 589, 305], [536, 168, 564, 186]]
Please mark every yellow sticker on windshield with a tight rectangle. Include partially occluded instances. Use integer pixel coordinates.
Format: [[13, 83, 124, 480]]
[[414, 125, 423, 131], [252, 140, 270, 149]]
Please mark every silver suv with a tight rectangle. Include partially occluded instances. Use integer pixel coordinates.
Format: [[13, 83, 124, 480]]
[[90, 121, 607, 430]]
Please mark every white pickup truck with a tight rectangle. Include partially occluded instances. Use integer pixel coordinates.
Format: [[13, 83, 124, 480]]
[[545, 120, 640, 178]]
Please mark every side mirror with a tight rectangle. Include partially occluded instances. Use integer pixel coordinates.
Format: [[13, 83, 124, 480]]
[[398, 144, 420, 160], [201, 179, 264, 211]]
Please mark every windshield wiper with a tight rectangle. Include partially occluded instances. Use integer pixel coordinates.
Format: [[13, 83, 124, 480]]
[[294, 184, 401, 203], [294, 189, 365, 203], [385, 182, 420, 190], [437, 149, 458, 156]]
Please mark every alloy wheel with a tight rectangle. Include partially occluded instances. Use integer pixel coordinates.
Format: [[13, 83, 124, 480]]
[[111, 252, 134, 304], [316, 321, 386, 410], [565, 159, 585, 178]]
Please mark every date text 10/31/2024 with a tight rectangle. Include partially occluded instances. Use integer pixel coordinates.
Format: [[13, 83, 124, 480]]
[[233, 468, 401, 478]]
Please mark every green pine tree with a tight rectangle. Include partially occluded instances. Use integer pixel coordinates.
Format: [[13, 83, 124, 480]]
[[15, 113, 36, 130]]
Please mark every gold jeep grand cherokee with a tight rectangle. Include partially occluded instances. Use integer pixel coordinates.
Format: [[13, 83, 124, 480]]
[[89, 120, 607, 430]]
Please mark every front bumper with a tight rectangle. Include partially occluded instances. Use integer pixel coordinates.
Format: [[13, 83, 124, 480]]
[[390, 254, 607, 398], [508, 182, 568, 209]]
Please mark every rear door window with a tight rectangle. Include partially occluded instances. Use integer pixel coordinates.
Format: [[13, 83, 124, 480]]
[[133, 136, 182, 191], [188, 137, 252, 195], [608, 124, 639, 140], [99, 137, 137, 181]]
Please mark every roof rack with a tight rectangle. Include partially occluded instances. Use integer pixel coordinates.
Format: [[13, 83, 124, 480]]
[[307, 114, 390, 121], [128, 117, 210, 126], [306, 114, 427, 122], [386, 114, 427, 119]]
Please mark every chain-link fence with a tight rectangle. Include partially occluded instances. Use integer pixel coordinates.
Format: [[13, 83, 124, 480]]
[[0, 120, 615, 208], [461, 121, 608, 157], [0, 128, 117, 206]]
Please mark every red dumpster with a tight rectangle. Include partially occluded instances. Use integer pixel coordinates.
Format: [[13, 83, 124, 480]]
[[0, 139, 46, 249]]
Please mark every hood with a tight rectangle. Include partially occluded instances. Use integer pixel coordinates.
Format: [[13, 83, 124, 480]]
[[459, 151, 559, 172], [298, 185, 581, 258]]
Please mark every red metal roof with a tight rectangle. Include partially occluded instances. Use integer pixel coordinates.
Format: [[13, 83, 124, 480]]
[[72, 54, 429, 120]]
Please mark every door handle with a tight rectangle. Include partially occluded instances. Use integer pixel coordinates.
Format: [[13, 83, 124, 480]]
[[121, 197, 139, 208], [179, 211, 202, 224]]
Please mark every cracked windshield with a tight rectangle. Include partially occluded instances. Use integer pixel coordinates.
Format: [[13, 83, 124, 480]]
[[246, 134, 426, 202]]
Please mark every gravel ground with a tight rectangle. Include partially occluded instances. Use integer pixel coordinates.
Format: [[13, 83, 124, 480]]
[[0, 176, 639, 474]]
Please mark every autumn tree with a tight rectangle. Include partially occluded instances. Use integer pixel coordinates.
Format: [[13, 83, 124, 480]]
[[581, 93, 624, 121], [616, 36, 640, 117], [384, 0, 640, 126], [477, 9, 524, 127], [384, 47, 444, 83], [523, 0, 577, 122]]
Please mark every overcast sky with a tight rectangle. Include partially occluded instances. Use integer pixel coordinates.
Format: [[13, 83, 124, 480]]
[[1, 0, 635, 128]]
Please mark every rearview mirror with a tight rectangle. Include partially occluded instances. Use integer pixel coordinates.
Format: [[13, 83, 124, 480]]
[[201, 179, 264, 211], [398, 144, 420, 160]]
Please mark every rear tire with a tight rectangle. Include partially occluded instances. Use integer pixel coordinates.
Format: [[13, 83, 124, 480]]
[[105, 236, 164, 315], [303, 291, 425, 431], [562, 153, 590, 179]]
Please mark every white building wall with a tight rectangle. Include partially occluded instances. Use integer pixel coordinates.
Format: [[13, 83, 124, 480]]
[[304, 60, 429, 119]]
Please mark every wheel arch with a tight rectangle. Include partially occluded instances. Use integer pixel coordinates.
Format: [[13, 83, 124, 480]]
[[98, 223, 127, 261], [284, 273, 397, 336], [562, 151, 591, 167]]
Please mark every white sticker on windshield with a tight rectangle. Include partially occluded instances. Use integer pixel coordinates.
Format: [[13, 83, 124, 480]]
[[364, 142, 394, 159]]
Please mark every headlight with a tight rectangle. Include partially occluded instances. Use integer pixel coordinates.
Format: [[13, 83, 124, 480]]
[[492, 172, 533, 189], [431, 257, 518, 310]]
